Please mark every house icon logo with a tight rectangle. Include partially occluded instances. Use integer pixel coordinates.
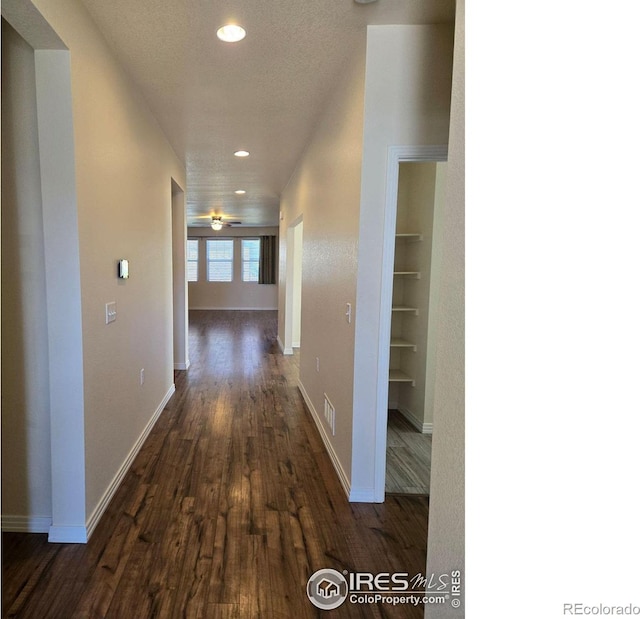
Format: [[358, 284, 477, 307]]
[[307, 568, 348, 610]]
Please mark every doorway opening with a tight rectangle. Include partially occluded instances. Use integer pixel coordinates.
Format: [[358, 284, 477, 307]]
[[171, 179, 189, 371], [374, 146, 448, 502], [291, 221, 303, 350], [283, 215, 303, 355]]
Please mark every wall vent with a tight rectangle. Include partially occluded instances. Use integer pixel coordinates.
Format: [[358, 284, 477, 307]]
[[323, 393, 336, 436]]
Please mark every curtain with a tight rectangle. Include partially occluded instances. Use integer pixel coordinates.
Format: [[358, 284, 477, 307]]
[[259, 235, 277, 284]]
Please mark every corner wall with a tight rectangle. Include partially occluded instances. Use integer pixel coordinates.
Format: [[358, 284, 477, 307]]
[[37, 0, 187, 527], [1, 19, 53, 531], [278, 34, 367, 493], [278, 24, 454, 500], [3, 0, 187, 540], [352, 24, 454, 498]]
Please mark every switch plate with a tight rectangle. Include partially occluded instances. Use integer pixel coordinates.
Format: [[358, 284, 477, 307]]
[[106, 302, 117, 324]]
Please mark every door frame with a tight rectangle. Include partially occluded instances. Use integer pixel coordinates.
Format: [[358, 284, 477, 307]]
[[171, 179, 189, 370], [373, 145, 448, 502], [283, 214, 303, 355]]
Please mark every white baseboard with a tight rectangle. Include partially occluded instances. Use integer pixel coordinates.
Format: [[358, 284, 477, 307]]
[[84, 383, 176, 541], [292, 341, 300, 348], [174, 360, 190, 370], [189, 306, 278, 311], [349, 487, 377, 502], [277, 335, 293, 355], [297, 380, 351, 499], [48, 525, 87, 543], [1, 515, 52, 533], [397, 405, 433, 434]]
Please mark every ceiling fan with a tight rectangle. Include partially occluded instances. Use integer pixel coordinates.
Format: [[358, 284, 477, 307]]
[[209, 216, 242, 230]]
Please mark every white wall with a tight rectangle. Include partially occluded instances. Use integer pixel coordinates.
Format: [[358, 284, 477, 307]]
[[278, 33, 367, 493], [425, 0, 465, 616], [187, 227, 278, 310], [1, 20, 53, 530], [2, 0, 187, 540], [351, 25, 454, 498]]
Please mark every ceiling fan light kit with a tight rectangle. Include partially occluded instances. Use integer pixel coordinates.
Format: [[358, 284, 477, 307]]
[[210, 216, 242, 230]]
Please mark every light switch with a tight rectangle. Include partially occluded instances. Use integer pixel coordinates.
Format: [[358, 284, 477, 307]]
[[106, 302, 117, 324]]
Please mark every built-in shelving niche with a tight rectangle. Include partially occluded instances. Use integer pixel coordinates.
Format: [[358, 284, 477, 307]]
[[387, 162, 447, 432], [384, 159, 448, 497]]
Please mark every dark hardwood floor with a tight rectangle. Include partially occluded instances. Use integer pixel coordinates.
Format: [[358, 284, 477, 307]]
[[2, 310, 430, 618]]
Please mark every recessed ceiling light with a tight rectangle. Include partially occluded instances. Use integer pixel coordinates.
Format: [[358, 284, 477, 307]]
[[234, 150, 250, 157], [216, 24, 246, 43], [235, 190, 246, 195]]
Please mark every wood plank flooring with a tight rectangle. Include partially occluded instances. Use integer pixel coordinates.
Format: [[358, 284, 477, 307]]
[[386, 411, 432, 495], [2, 310, 429, 619]]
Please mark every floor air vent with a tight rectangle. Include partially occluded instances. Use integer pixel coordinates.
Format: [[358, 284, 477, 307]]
[[323, 394, 336, 436]]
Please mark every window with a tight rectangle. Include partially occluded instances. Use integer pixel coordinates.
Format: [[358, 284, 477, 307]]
[[242, 238, 260, 282], [206, 239, 234, 282], [186, 239, 199, 282]]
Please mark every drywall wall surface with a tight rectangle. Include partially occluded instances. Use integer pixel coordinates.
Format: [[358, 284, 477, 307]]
[[425, 1, 465, 616], [187, 227, 278, 310], [352, 24, 454, 495], [1, 20, 52, 526], [278, 34, 367, 490], [29, 0, 186, 520]]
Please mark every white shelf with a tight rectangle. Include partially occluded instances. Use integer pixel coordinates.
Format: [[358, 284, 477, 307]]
[[389, 369, 415, 386], [393, 271, 421, 279], [390, 337, 417, 351], [391, 305, 419, 315], [395, 233, 423, 241], [390, 232, 422, 393]]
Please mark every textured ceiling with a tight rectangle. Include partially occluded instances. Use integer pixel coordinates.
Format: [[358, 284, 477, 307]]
[[79, 0, 455, 227]]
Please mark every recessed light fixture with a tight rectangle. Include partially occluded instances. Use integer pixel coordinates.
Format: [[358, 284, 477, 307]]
[[235, 190, 246, 195], [216, 24, 246, 43], [234, 150, 250, 157]]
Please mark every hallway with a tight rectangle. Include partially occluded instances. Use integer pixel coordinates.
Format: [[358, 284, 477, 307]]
[[2, 311, 430, 618]]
